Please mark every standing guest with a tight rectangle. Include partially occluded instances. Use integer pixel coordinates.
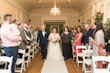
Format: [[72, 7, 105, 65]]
[[90, 21, 105, 69], [10, 18, 20, 37], [61, 26, 73, 60], [18, 22, 27, 49], [83, 24, 93, 45], [105, 28, 110, 56], [0, 14, 21, 73], [37, 25, 48, 59], [91, 24, 96, 39], [74, 26, 83, 56], [34, 27, 39, 41], [71, 28, 77, 42], [23, 22, 33, 45], [28, 24, 34, 39], [90, 21, 105, 56]]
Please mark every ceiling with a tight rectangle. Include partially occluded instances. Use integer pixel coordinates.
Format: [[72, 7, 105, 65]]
[[14, 0, 92, 11]]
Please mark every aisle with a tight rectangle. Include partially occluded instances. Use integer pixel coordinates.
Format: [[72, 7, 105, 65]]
[[23, 52, 83, 73], [41, 60, 68, 73]]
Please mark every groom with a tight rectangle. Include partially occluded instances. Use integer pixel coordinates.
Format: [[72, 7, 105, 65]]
[[37, 25, 48, 59]]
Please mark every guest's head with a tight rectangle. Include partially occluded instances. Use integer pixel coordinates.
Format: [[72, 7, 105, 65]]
[[18, 22, 23, 28], [52, 27, 58, 33], [71, 28, 75, 33], [11, 18, 16, 24], [4, 14, 12, 24], [63, 26, 70, 32], [28, 24, 32, 29], [77, 26, 82, 33], [91, 24, 96, 29], [35, 27, 39, 31], [84, 24, 90, 30], [94, 20, 104, 32], [23, 22, 29, 29], [41, 25, 46, 31]]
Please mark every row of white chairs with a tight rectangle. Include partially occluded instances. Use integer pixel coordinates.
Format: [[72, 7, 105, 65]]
[[72, 45, 109, 73], [0, 41, 40, 73]]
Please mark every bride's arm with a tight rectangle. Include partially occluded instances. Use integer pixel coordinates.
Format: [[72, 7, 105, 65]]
[[57, 34, 61, 41], [48, 34, 52, 41]]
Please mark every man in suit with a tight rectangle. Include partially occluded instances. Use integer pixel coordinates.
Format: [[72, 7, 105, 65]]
[[37, 25, 48, 59], [83, 24, 93, 45]]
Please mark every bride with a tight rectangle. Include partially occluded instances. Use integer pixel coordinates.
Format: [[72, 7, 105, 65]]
[[46, 27, 64, 60]]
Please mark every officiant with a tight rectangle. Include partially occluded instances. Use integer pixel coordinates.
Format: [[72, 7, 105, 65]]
[[61, 26, 73, 60]]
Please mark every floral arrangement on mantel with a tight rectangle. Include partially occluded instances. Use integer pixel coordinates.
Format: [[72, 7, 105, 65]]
[[94, 12, 103, 21]]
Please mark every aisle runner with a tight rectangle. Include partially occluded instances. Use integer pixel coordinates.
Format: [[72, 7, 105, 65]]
[[41, 60, 68, 73]]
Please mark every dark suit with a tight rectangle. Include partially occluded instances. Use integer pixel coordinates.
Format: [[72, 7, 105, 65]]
[[37, 30, 48, 58], [83, 28, 93, 45]]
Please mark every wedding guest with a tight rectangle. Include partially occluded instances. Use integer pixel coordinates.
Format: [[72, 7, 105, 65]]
[[105, 28, 110, 56], [61, 26, 73, 60], [23, 22, 33, 45], [91, 24, 96, 39], [34, 27, 39, 41], [18, 22, 28, 49], [90, 20, 105, 56], [74, 26, 83, 56], [83, 24, 93, 45], [0, 14, 21, 73], [10, 18, 20, 36]]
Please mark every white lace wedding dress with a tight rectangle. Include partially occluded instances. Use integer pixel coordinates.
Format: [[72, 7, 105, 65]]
[[47, 33, 64, 61]]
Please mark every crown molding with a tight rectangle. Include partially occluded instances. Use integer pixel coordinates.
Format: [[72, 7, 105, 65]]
[[30, 13, 79, 17]]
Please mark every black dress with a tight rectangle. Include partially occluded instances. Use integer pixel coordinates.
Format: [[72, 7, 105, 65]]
[[61, 32, 73, 59]]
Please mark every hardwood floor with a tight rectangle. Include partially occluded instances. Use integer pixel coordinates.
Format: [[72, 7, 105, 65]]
[[23, 53, 83, 73]]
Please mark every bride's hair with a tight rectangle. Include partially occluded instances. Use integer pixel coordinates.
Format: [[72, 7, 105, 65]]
[[51, 27, 58, 33]]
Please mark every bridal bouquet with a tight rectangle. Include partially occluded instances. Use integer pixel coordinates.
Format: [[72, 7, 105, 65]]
[[52, 38, 58, 43]]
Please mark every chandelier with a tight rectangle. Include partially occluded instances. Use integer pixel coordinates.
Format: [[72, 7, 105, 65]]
[[50, 0, 61, 16]]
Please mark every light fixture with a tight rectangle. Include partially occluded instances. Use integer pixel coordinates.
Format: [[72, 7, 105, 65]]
[[50, 0, 61, 16]]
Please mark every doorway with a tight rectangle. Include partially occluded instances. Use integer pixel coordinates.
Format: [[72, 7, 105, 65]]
[[44, 20, 65, 34]]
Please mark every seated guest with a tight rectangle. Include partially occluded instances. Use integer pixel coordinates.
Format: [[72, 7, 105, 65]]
[[0, 14, 21, 73], [83, 24, 93, 45]]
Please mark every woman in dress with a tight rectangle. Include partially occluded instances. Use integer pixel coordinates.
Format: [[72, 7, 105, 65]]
[[90, 21, 105, 56], [47, 27, 63, 60], [61, 26, 73, 60], [74, 26, 83, 56]]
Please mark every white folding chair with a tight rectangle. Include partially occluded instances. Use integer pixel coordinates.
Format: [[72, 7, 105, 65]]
[[82, 50, 93, 73], [92, 56, 110, 73], [76, 45, 87, 66], [0, 56, 13, 73], [25, 46, 31, 66], [30, 43, 35, 60], [34, 41, 40, 55], [15, 49, 25, 73]]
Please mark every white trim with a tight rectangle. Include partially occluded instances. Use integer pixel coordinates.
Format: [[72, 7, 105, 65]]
[[42, 16, 67, 26], [30, 14, 79, 16]]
